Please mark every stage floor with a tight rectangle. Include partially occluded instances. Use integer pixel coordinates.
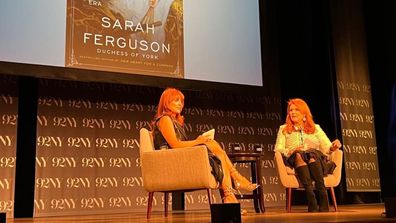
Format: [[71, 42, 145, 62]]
[[7, 203, 395, 223]]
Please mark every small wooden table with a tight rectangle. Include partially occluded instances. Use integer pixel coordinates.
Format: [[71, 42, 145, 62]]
[[228, 152, 265, 213]]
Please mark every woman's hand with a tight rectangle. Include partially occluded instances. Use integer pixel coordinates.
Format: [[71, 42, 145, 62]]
[[330, 139, 342, 151], [149, 0, 158, 7], [196, 135, 211, 144], [304, 138, 317, 149], [294, 145, 304, 152], [287, 145, 304, 156]]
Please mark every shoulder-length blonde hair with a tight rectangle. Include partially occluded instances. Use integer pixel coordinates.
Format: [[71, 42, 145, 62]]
[[283, 98, 316, 134], [153, 88, 185, 126]]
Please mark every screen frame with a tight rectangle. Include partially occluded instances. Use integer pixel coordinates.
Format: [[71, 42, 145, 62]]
[[0, 1, 272, 95]]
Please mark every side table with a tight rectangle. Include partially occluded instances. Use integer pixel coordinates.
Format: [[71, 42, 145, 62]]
[[228, 152, 265, 213]]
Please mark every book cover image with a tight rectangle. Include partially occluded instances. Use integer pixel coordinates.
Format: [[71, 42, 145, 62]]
[[65, 0, 184, 78]]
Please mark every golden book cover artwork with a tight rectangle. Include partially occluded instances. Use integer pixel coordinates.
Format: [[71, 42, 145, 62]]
[[66, 0, 184, 78]]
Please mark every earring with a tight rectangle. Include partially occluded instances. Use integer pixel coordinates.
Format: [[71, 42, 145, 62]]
[[303, 116, 306, 122]]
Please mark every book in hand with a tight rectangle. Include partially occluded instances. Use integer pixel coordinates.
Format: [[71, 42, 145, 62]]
[[202, 129, 215, 140]]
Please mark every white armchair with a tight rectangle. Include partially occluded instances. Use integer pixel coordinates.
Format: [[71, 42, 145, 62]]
[[139, 128, 218, 218], [274, 150, 343, 212]]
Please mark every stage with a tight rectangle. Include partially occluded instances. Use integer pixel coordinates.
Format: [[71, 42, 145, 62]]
[[6, 203, 394, 223]]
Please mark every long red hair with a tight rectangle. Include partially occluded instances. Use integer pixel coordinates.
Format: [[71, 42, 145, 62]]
[[153, 88, 185, 127], [283, 98, 316, 134]]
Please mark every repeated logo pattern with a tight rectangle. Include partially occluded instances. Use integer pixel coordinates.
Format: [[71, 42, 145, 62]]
[[0, 75, 18, 218], [337, 81, 380, 191], [33, 79, 284, 216]]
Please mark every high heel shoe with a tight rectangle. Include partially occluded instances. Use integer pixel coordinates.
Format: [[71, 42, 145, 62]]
[[230, 166, 260, 194], [221, 187, 238, 203], [235, 181, 260, 192]]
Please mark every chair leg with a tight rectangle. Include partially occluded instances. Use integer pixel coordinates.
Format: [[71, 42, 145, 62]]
[[329, 187, 338, 212], [147, 192, 154, 219], [207, 189, 213, 205], [164, 192, 169, 217], [286, 188, 292, 213], [219, 188, 225, 204]]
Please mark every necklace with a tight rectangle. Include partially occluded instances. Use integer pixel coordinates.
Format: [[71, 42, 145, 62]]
[[293, 125, 302, 131]]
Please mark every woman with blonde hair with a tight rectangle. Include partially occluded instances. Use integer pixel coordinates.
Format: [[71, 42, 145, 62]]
[[275, 98, 342, 212], [151, 88, 259, 213]]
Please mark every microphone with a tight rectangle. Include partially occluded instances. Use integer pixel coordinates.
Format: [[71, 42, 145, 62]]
[[294, 125, 304, 145], [300, 128, 304, 146]]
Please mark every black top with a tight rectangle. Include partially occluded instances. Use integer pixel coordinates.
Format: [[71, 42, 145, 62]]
[[153, 115, 187, 150]]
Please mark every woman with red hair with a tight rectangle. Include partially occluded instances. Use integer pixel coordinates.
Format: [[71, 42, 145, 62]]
[[152, 88, 258, 212], [275, 98, 342, 212]]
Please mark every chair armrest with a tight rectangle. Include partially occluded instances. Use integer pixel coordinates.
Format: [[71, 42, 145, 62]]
[[140, 128, 154, 153], [328, 149, 343, 186], [141, 145, 217, 192], [274, 151, 290, 177]]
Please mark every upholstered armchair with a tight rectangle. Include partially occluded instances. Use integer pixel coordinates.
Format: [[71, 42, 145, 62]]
[[139, 128, 218, 219], [274, 150, 343, 212]]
